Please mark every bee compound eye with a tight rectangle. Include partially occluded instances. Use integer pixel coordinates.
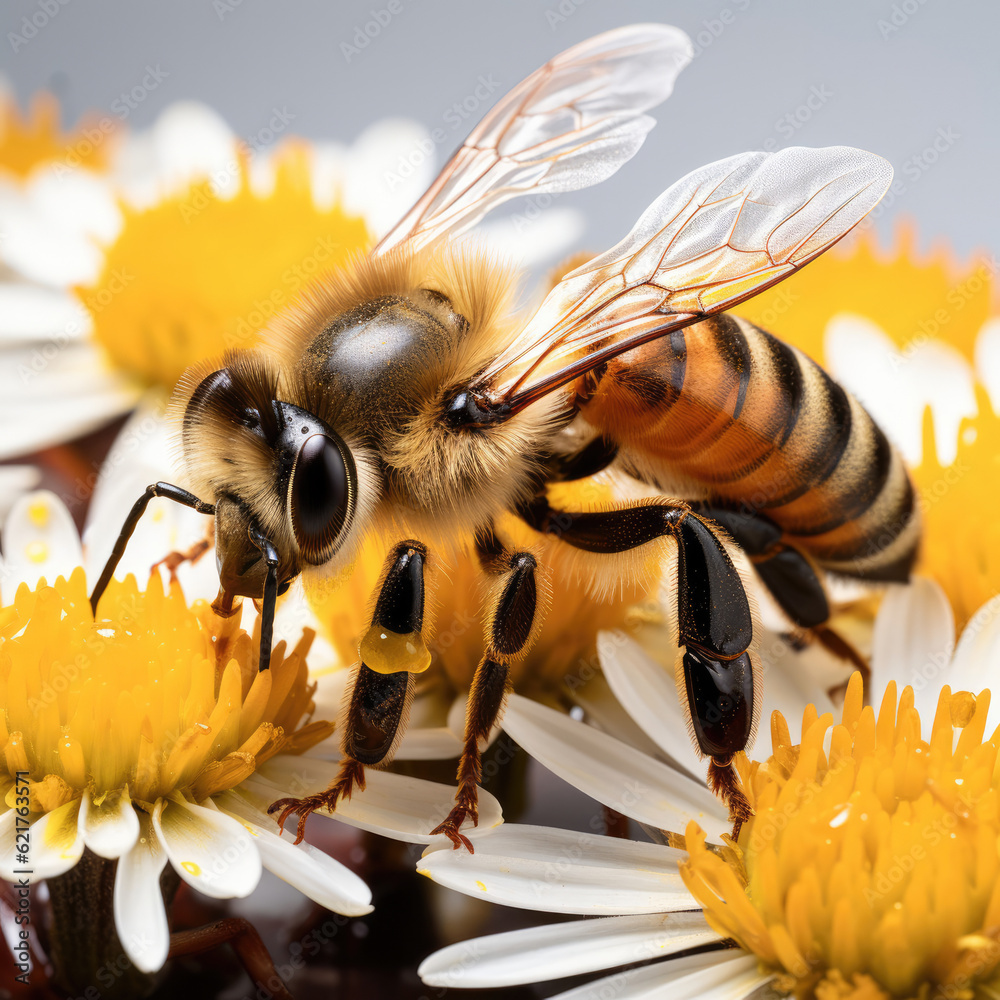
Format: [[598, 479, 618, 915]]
[[290, 433, 355, 563]]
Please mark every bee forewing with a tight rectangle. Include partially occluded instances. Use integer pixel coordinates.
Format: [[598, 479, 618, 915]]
[[485, 145, 894, 405], [373, 23, 693, 255]]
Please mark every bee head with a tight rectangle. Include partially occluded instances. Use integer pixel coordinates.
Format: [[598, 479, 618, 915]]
[[173, 350, 367, 605]]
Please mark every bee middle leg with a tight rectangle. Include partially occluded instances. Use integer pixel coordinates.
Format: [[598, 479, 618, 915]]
[[521, 497, 756, 832], [269, 541, 427, 843], [431, 530, 541, 851]]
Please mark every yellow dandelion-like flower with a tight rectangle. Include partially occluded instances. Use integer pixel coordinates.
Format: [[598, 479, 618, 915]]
[[0, 559, 494, 990], [683, 671, 1000, 1000], [77, 143, 371, 388]]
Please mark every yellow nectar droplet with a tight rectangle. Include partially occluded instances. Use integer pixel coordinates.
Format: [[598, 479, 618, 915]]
[[359, 625, 431, 674], [27, 500, 49, 528], [951, 690, 977, 728], [25, 540, 48, 564], [181, 861, 202, 876]]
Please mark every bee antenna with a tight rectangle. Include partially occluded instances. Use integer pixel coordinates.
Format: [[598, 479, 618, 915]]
[[247, 523, 279, 673], [89, 483, 215, 615]]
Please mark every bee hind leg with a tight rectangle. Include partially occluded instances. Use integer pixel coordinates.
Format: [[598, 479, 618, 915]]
[[519, 499, 756, 830], [268, 541, 428, 842], [431, 532, 539, 852]]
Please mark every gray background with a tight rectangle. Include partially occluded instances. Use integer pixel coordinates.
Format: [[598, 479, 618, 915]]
[[2, 0, 997, 262]]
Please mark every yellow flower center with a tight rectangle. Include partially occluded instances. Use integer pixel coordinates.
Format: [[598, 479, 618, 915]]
[[79, 142, 371, 388], [0, 569, 332, 814], [682, 672, 1000, 1000], [0, 91, 119, 178]]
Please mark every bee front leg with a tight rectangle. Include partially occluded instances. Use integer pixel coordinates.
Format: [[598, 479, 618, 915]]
[[522, 498, 756, 834], [268, 541, 428, 843], [431, 532, 541, 852]]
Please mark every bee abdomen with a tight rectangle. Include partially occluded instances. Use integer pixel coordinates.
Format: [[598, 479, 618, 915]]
[[579, 314, 918, 583]]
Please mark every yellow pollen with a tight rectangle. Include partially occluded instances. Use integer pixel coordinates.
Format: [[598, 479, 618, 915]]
[[181, 861, 202, 877], [78, 142, 371, 390], [24, 540, 48, 564], [27, 500, 49, 528], [0, 569, 334, 814], [681, 672, 1000, 1000]]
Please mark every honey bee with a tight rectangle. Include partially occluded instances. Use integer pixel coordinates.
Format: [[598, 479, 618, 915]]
[[90, 24, 915, 847]]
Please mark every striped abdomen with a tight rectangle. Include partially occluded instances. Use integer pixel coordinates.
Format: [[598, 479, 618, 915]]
[[578, 314, 919, 582]]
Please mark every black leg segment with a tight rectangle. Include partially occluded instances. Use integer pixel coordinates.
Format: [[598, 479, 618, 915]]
[[342, 665, 413, 765], [692, 505, 830, 629], [519, 497, 756, 827], [247, 524, 279, 673], [431, 532, 538, 850], [89, 482, 215, 614]]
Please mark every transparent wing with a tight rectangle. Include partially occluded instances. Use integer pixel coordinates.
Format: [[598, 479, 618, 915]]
[[373, 23, 693, 255], [482, 146, 894, 409]]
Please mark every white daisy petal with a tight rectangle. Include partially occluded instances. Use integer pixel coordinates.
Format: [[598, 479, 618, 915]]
[[0, 341, 141, 459], [0, 809, 21, 881], [2, 490, 82, 593], [342, 119, 437, 236], [217, 791, 372, 917], [0, 283, 90, 343], [113, 812, 169, 973], [26, 799, 85, 879], [418, 824, 696, 915], [825, 314, 918, 460], [502, 694, 729, 840], [976, 317, 1000, 413], [598, 631, 704, 780], [153, 797, 262, 899], [0, 465, 41, 520], [249, 757, 501, 843], [80, 789, 140, 860], [418, 911, 720, 988], [550, 952, 766, 1000], [395, 726, 463, 761], [477, 207, 586, 269], [948, 594, 1000, 735], [568, 673, 671, 762], [871, 577, 955, 728]]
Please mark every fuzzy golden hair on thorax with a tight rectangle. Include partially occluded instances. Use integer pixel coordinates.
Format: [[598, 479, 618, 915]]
[[255, 240, 571, 535]]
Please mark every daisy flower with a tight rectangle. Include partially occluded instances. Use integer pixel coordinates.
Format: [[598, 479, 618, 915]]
[[0, 494, 502, 994], [0, 87, 440, 460], [0, 85, 582, 462], [419, 641, 1000, 999]]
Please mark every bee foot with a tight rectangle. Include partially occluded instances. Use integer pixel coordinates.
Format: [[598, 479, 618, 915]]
[[430, 805, 477, 852]]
